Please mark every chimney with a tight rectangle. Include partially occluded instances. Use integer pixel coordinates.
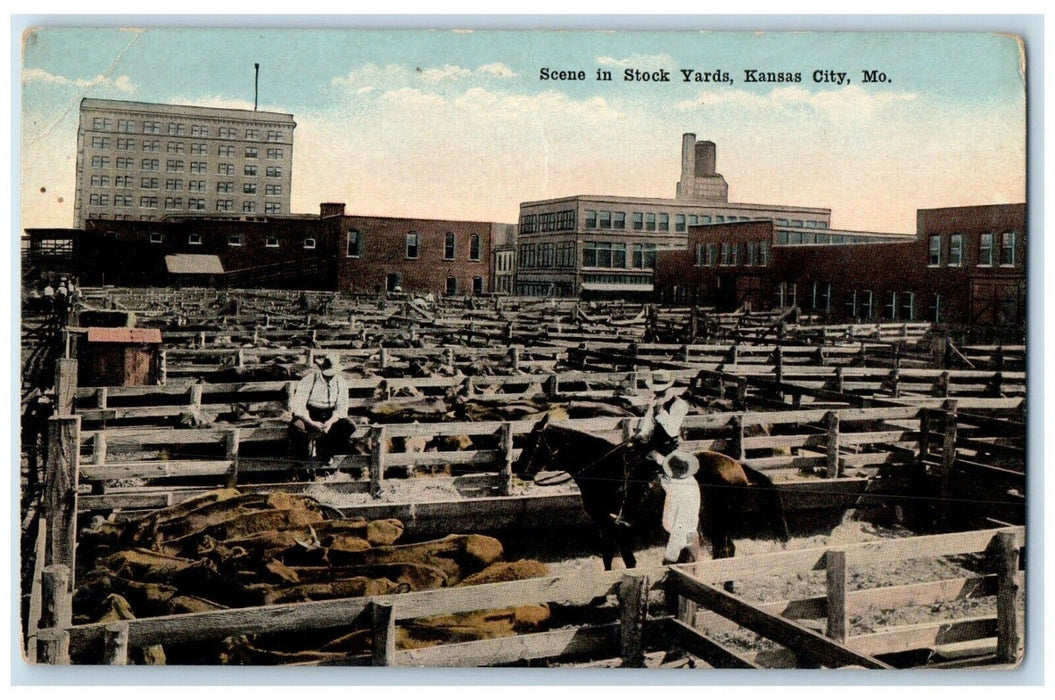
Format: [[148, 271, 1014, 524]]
[[680, 133, 696, 192], [320, 202, 346, 218], [694, 140, 717, 176]]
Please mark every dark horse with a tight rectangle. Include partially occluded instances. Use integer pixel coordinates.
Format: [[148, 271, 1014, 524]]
[[513, 416, 790, 570]]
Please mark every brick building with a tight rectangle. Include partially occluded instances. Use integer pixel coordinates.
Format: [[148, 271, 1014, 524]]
[[28, 203, 507, 295], [73, 98, 295, 228], [653, 203, 1026, 329]]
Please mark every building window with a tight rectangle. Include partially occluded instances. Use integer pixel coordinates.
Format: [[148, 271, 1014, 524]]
[[246, 129, 259, 140], [141, 158, 160, 171], [929, 293, 944, 322], [166, 142, 185, 154], [267, 148, 284, 159], [114, 175, 132, 188], [265, 237, 279, 248], [116, 138, 135, 151], [674, 214, 686, 233], [444, 232, 456, 260], [303, 238, 316, 250], [264, 202, 281, 214], [142, 140, 160, 152], [218, 126, 235, 138], [217, 182, 233, 193], [979, 232, 995, 266], [928, 235, 942, 266], [167, 123, 186, 136], [632, 212, 643, 231], [469, 234, 481, 261], [265, 184, 282, 196], [245, 165, 258, 176], [760, 241, 770, 266], [1000, 231, 1017, 266], [266, 166, 282, 177], [190, 125, 209, 137], [188, 180, 205, 192], [949, 233, 963, 266], [189, 162, 206, 174], [149, 232, 163, 243], [165, 179, 183, 191], [90, 175, 110, 187], [188, 198, 205, 211], [245, 146, 258, 159], [632, 243, 657, 269], [217, 163, 234, 176], [228, 234, 242, 246], [473, 276, 484, 295], [88, 193, 109, 206], [90, 155, 110, 168], [140, 177, 158, 189], [215, 200, 232, 212], [116, 157, 133, 170], [406, 232, 419, 259], [347, 229, 362, 257], [142, 121, 161, 135], [118, 119, 136, 133], [719, 242, 733, 266], [589, 210, 607, 230], [166, 159, 184, 172], [243, 201, 257, 213], [244, 183, 257, 195], [884, 291, 899, 320], [582, 241, 626, 268], [267, 130, 283, 142], [658, 213, 669, 232], [218, 145, 234, 157], [188, 232, 202, 245], [900, 292, 916, 321], [586, 210, 597, 229], [91, 136, 111, 149], [645, 213, 656, 232], [613, 212, 626, 230], [113, 195, 132, 207], [446, 277, 458, 296], [191, 143, 207, 155], [538, 242, 555, 268], [139, 196, 158, 208]]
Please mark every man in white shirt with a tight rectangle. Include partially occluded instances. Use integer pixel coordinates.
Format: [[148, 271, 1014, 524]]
[[659, 451, 702, 565], [290, 353, 354, 461]]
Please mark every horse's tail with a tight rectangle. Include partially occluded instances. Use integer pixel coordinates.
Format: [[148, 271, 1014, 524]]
[[743, 463, 791, 542]]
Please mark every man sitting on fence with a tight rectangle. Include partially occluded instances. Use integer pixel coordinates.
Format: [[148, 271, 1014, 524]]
[[290, 353, 356, 462]]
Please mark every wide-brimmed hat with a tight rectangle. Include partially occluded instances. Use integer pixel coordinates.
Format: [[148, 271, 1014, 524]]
[[316, 353, 342, 377], [662, 451, 700, 480], [646, 369, 675, 392]]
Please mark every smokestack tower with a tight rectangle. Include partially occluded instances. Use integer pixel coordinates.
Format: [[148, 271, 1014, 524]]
[[676, 134, 729, 201]]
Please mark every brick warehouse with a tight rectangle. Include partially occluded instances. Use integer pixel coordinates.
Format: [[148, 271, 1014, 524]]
[[653, 203, 1026, 329], [28, 203, 504, 295]]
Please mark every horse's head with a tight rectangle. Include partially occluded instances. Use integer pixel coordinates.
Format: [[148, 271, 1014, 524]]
[[512, 414, 551, 482]]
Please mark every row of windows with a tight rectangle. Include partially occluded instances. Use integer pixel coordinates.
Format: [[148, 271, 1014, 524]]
[[91, 117, 288, 142], [928, 231, 1017, 267], [402, 232, 483, 261], [91, 145, 285, 162], [776, 231, 888, 245], [517, 241, 661, 270], [148, 231, 304, 247], [578, 210, 824, 233], [695, 241, 771, 267], [92, 156, 286, 172], [90, 196, 282, 214], [520, 210, 576, 233]]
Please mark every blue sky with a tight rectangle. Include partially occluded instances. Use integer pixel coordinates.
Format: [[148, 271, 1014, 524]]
[[20, 28, 1026, 232]]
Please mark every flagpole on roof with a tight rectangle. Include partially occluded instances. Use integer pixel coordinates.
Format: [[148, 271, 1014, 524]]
[[254, 63, 259, 111]]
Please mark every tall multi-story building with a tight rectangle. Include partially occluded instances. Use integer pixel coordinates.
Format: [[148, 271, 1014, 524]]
[[73, 98, 295, 228]]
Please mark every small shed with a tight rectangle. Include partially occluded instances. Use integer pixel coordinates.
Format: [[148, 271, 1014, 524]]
[[165, 254, 225, 286], [78, 327, 163, 387]]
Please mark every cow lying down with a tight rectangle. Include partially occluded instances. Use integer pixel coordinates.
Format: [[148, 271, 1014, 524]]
[[74, 488, 552, 664]]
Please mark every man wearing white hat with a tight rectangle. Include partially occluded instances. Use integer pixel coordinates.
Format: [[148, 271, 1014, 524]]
[[659, 451, 702, 565], [290, 353, 354, 461]]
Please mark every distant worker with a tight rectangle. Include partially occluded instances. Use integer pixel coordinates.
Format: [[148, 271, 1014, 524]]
[[42, 281, 55, 315], [290, 353, 355, 461]]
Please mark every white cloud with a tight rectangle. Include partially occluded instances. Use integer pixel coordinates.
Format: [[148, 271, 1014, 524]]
[[378, 87, 447, 109], [476, 62, 517, 79], [22, 68, 137, 93], [419, 64, 473, 83], [596, 53, 677, 70]]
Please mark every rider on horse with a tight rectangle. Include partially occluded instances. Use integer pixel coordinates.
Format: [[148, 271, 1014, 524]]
[[615, 368, 691, 529]]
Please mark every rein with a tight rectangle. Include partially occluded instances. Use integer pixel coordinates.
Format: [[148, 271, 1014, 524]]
[[528, 429, 635, 487]]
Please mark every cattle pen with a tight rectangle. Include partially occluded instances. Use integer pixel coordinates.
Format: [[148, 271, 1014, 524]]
[[20, 288, 1026, 669]]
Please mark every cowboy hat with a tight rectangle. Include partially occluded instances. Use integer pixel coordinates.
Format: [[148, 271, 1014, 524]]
[[662, 451, 700, 480], [316, 352, 342, 377], [646, 369, 675, 392]]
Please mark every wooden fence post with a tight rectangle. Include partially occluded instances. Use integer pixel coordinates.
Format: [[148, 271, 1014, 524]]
[[225, 428, 241, 488], [36, 628, 70, 665], [825, 548, 848, 644], [189, 383, 203, 414], [618, 574, 649, 668], [736, 377, 748, 407], [509, 346, 521, 372], [889, 369, 901, 398], [499, 422, 514, 497], [370, 601, 397, 666], [993, 532, 1021, 664], [918, 409, 931, 459], [39, 565, 72, 632], [54, 358, 77, 416], [937, 370, 950, 398], [45, 416, 80, 582], [730, 415, 745, 461], [546, 374, 559, 397], [95, 386, 108, 410], [371, 426, 388, 498], [102, 621, 130, 665], [379, 347, 389, 370], [834, 366, 845, 395], [825, 411, 841, 479], [939, 400, 958, 530], [159, 349, 167, 385]]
